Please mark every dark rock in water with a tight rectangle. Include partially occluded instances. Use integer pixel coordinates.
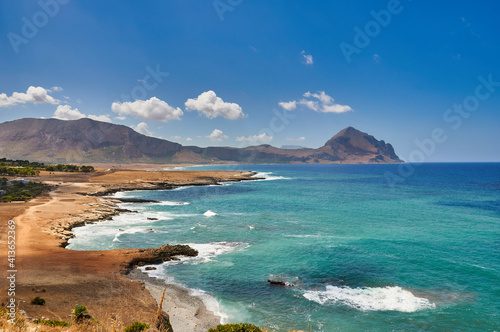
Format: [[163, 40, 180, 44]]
[[116, 208, 137, 213], [118, 198, 159, 203], [122, 244, 198, 274], [267, 275, 296, 287], [145, 228, 155, 233], [268, 279, 288, 286], [147, 217, 158, 221], [145, 266, 157, 271]]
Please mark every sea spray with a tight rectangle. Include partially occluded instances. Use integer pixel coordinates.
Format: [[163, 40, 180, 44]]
[[303, 285, 436, 312]]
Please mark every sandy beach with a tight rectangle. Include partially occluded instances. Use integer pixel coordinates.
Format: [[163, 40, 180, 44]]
[[0, 167, 257, 330]]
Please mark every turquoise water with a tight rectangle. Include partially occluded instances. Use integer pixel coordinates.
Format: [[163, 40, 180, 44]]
[[68, 164, 500, 331]]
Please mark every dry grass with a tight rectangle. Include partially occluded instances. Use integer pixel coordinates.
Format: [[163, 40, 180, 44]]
[[0, 306, 164, 332]]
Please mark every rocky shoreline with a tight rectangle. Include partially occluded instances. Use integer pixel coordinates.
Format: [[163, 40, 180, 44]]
[[1, 169, 259, 330], [56, 170, 260, 248]]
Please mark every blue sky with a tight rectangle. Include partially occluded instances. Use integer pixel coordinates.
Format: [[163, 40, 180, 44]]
[[0, 0, 499, 162]]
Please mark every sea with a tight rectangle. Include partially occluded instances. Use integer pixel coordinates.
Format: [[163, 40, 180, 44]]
[[67, 163, 500, 331]]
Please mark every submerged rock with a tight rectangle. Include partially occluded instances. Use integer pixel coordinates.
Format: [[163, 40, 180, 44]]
[[267, 275, 296, 287]]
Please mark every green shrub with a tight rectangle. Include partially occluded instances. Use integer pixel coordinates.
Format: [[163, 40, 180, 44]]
[[207, 323, 263, 332], [124, 321, 151, 332], [30, 297, 45, 305], [34, 319, 71, 327], [71, 305, 87, 317], [71, 305, 95, 324]]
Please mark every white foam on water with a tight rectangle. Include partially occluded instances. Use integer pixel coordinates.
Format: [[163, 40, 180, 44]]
[[140, 241, 249, 323], [111, 191, 127, 198], [159, 241, 248, 266], [152, 201, 190, 206], [112, 226, 158, 242], [169, 164, 208, 171], [303, 285, 436, 312], [188, 288, 229, 324], [171, 185, 194, 191], [285, 234, 328, 238], [203, 210, 217, 217], [139, 267, 230, 324], [252, 171, 291, 181], [185, 242, 248, 264]]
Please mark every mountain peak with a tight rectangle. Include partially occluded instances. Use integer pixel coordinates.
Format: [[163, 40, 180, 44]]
[[322, 126, 402, 163], [333, 126, 363, 138], [0, 118, 402, 164]]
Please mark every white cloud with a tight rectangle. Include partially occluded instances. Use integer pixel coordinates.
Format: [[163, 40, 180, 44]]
[[132, 122, 153, 136], [53, 105, 111, 122], [298, 99, 319, 111], [278, 100, 297, 111], [51, 86, 63, 92], [0, 86, 60, 107], [286, 136, 305, 141], [88, 114, 111, 122], [236, 133, 273, 144], [301, 51, 313, 65], [53, 105, 86, 120], [170, 135, 194, 142], [206, 129, 228, 142], [111, 97, 183, 122], [373, 54, 380, 63], [280, 91, 352, 114], [185, 90, 245, 120]]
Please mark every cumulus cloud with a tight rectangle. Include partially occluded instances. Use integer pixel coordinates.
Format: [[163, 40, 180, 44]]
[[53, 105, 111, 122], [111, 97, 183, 122], [279, 91, 352, 114], [185, 90, 245, 120], [301, 51, 313, 65], [0, 86, 60, 107], [169, 135, 194, 143], [236, 133, 273, 144], [132, 122, 153, 136], [206, 129, 228, 142], [278, 100, 297, 111], [53, 105, 85, 120], [88, 114, 111, 122], [286, 136, 305, 141], [51, 86, 63, 92]]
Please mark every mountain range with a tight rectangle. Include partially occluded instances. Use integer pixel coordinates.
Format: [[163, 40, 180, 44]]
[[0, 118, 403, 164]]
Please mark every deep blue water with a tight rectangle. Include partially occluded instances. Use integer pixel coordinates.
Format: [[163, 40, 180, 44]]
[[69, 163, 500, 331]]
